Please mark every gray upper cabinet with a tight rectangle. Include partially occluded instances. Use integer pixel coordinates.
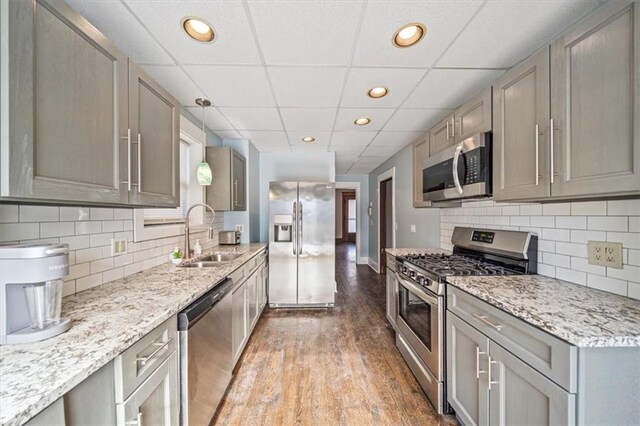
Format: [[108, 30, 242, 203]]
[[412, 133, 430, 208], [455, 87, 492, 142], [493, 48, 551, 201], [128, 62, 180, 207], [550, 1, 640, 199], [206, 147, 247, 211], [0, 0, 128, 204], [429, 114, 456, 155]]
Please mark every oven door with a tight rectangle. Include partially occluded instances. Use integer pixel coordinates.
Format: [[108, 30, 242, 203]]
[[396, 274, 443, 380]]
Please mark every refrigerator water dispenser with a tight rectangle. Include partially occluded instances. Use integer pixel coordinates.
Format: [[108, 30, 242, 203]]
[[273, 215, 293, 242]]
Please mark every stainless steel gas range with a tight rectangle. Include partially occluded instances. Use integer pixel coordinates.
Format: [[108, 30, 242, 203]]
[[394, 227, 537, 414]]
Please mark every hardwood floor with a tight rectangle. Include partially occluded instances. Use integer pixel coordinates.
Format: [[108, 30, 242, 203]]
[[215, 243, 455, 425]]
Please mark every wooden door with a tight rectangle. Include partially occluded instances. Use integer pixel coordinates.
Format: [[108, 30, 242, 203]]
[[341, 191, 356, 243], [429, 113, 456, 155], [2, 0, 128, 204], [455, 87, 492, 142], [379, 179, 388, 273], [550, 1, 640, 198], [128, 62, 180, 207], [232, 150, 247, 211], [493, 48, 551, 201], [488, 342, 575, 425], [412, 133, 430, 208], [447, 313, 490, 426]]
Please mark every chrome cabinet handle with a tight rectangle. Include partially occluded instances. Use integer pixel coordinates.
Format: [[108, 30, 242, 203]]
[[234, 180, 238, 206], [136, 340, 169, 367], [550, 118, 555, 184], [488, 356, 500, 390], [298, 202, 303, 255], [473, 313, 503, 331], [452, 142, 464, 195], [446, 120, 450, 140], [451, 116, 456, 138], [535, 124, 540, 186], [121, 129, 132, 191], [476, 346, 487, 379], [292, 202, 297, 255], [137, 133, 142, 193]]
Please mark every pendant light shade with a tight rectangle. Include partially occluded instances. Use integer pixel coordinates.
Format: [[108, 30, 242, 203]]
[[195, 98, 212, 186]]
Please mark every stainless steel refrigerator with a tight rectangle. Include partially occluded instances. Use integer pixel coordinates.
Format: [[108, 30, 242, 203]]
[[269, 181, 335, 307]]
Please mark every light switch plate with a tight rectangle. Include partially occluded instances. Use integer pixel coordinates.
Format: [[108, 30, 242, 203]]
[[410, 225, 416, 233], [588, 241, 623, 269]]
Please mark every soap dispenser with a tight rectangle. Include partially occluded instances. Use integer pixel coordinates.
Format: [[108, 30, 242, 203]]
[[193, 240, 202, 256]]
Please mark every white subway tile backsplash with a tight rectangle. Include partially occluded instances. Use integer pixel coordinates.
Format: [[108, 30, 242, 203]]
[[90, 258, 114, 274], [543, 253, 571, 268], [90, 233, 113, 248], [0, 205, 19, 223], [103, 267, 124, 283], [542, 203, 571, 216], [629, 282, 640, 300], [62, 280, 76, 297], [571, 257, 606, 275], [59, 235, 91, 251], [629, 249, 640, 266], [510, 216, 530, 227], [75, 221, 101, 235], [530, 216, 555, 228], [570, 230, 606, 244], [520, 204, 543, 216], [555, 242, 586, 258], [629, 217, 640, 233], [607, 232, 640, 250], [556, 267, 586, 286], [587, 274, 627, 296], [113, 209, 133, 220], [607, 265, 640, 283], [587, 216, 628, 232], [555, 216, 586, 230], [60, 207, 89, 221], [40, 222, 75, 238], [542, 228, 571, 242], [76, 273, 103, 292], [607, 199, 640, 216], [20, 206, 59, 222], [102, 220, 123, 233], [90, 208, 114, 221], [0, 223, 40, 241], [571, 201, 607, 216], [76, 247, 105, 264], [501, 206, 519, 216], [537, 263, 555, 277]]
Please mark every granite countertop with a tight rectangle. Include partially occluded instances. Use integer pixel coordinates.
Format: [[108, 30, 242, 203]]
[[447, 275, 640, 348], [0, 243, 267, 426], [386, 248, 450, 257]]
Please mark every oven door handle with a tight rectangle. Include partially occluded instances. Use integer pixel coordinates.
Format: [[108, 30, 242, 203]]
[[397, 274, 439, 306], [452, 142, 464, 195]]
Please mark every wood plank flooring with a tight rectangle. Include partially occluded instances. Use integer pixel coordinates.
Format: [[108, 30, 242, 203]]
[[215, 243, 456, 426]]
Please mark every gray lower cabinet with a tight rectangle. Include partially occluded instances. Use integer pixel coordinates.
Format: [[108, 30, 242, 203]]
[[128, 62, 181, 207], [206, 147, 247, 211], [447, 313, 489, 426], [412, 133, 430, 208], [429, 114, 456, 155], [493, 47, 551, 201], [454, 87, 492, 143], [550, 0, 640, 199], [24, 399, 65, 426], [385, 269, 398, 329], [232, 281, 248, 364]]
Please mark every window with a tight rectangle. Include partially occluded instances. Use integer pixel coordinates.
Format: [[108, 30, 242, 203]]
[[348, 198, 356, 233], [143, 141, 190, 226]]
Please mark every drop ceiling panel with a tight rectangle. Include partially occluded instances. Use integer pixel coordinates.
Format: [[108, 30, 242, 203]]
[[247, 0, 364, 65], [240, 130, 289, 146], [404, 69, 504, 109], [255, 145, 292, 153], [352, 0, 483, 67], [268, 67, 347, 107], [291, 146, 330, 154], [184, 106, 235, 131], [340, 67, 425, 108], [336, 164, 352, 174], [124, 0, 261, 65], [279, 108, 337, 131], [288, 132, 332, 147], [439, 0, 601, 68], [349, 165, 376, 174], [384, 109, 451, 132], [330, 131, 378, 147], [142, 66, 204, 107], [370, 131, 424, 147], [354, 156, 387, 167], [65, 0, 173, 65], [219, 107, 283, 131], [214, 130, 244, 139], [329, 145, 366, 156], [334, 108, 395, 131], [361, 145, 403, 157], [184, 66, 275, 107]]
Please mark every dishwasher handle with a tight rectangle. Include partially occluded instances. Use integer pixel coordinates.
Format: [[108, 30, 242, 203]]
[[178, 278, 233, 331]]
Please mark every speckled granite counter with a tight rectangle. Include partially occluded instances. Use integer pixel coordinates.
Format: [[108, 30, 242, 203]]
[[385, 248, 450, 257], [0, 243, 267, 426], [447, 275, 640, 348]]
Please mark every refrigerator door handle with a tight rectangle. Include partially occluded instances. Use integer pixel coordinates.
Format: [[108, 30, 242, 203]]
[[298, 202, 303, 255], [292, 202, 297, 255]]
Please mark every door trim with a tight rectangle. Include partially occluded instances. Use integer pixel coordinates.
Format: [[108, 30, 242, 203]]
[[335, 181, 364, 264], [377, 167, 396, 274]]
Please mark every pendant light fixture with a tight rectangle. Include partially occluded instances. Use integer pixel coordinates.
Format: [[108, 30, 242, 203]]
[[195, 98, 213, 186]]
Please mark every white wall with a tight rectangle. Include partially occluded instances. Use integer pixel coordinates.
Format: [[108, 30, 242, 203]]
[[259, 151, 335, 242]]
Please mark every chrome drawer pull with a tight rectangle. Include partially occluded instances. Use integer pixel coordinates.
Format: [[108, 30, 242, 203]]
[[488, 356, 500, 390], [476, 346, 487, 379], [136, 340, 170, 366], [473, 313, 503, 331]]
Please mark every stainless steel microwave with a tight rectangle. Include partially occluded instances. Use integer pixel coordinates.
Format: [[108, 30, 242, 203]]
[[422, 133, 491, 202]]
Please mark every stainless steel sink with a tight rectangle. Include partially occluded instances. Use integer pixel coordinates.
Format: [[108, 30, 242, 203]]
[[199, 253, 242, 262], [184, 261, 225, 268]]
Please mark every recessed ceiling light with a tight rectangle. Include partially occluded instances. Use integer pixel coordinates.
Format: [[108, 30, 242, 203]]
[[182, 17, 215, 43], [393, 23, 426, 48], [302, 136, 316, 143], [354, 117, 371, 126], [368, 86, 389, 98]]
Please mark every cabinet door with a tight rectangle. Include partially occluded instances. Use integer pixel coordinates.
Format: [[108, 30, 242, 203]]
[[128, 62, 180, 207], [493, 48, 551, 201], [488, 343, 575, 426], [447, 313, 490, 426], [429, 114, 456, 155], [385, 271, 397, 328], [412, 134, 430, 208], [24, 399, 65, 426], [117, 351, 179, 426], [231, 150, 247, 211], [232, 282, 247, 363], [550, 1, 640, 198], [455, 87, 492, 142], [1, 0, 128, 204]]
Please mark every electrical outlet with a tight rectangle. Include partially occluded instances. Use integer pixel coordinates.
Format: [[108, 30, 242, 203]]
[[410, 225, 416, 233], [235, 225, 244, 233], [588, 241, 623, 269], [111, 239, 128, 256]]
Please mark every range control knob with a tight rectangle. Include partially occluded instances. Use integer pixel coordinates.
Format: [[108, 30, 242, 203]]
[[409, 270, 416, 278], [417, 275, 425, 285]]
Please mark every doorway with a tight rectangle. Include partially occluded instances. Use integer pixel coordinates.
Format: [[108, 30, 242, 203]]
[[377, 168, 396, 274], [334, 182, 363, 265], [341, 191, 356, 243]]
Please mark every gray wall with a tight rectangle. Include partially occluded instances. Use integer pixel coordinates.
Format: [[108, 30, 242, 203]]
[[368, 144, 440, 265], [180, 107, 222, 147]]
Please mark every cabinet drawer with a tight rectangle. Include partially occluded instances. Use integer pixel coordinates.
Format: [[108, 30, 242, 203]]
[[386, 254, 396, 272], [447, 286, 577, 392], [114, 316, 177, 402]]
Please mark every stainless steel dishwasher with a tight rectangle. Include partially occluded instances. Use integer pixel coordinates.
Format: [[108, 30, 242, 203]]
[[178, 278, 233, 426]]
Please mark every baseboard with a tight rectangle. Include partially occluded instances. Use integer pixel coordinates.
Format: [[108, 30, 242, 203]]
[[368, 258, 379, 273], [356, 256, 368, 265]]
